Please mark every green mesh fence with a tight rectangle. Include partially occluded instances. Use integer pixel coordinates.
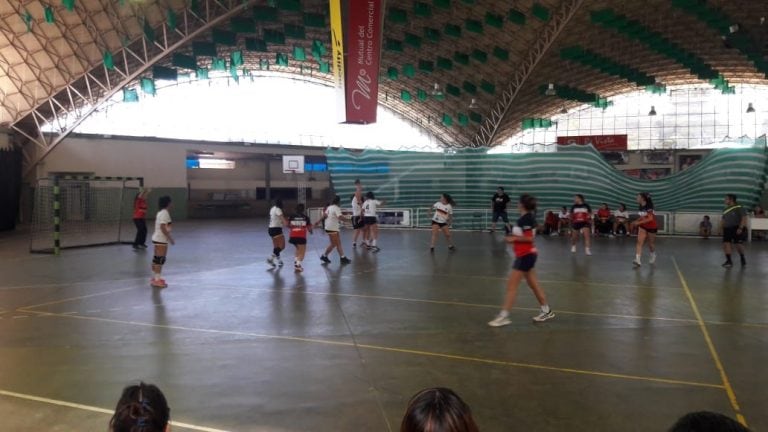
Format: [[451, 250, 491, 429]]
[[326, 146, 768, 212]]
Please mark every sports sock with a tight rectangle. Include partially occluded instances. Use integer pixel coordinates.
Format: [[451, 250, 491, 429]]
[[153, 272, 161, 280], [372, 239, 377, 246], [541, 305, 551, 314], [635, 254, 641, 262], [498, 310, 509, 318]]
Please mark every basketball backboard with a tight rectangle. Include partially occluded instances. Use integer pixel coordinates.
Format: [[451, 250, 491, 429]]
[[282, 155, 305, 173]]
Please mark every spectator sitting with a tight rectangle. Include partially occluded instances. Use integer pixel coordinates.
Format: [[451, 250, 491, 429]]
[[669, 411, 749, 432], [699, 215, 712, 239], [401, 387, 479, 432], [594, 203, 613, 237], [543, 210, 558, 235], [110, 382, 170, 432], [613, 203, 630, 236], [752, 205, 766, 240], [556, 206, 570, 236]]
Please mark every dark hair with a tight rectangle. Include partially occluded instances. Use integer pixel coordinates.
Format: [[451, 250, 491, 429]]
[[619, 203, 626, 210], [273, 198, 283, 210], [704, 215, 710, 220], [442, 193, 456, 206], [726, 194, 738, 203], [669, 411, 749, 432], [110, 382, 170, 432], [296, 203, 306, 214], [497, 186, 504, 191], [638, 192, 653, 208], [157, 196, 171, 210], [601, 202, 608, 207], [366, 191, 375, 199], [354, 179, 361, 185], [574, 194, 585, 203], [332, 195, 341, 205], [400, 388, 479, 432], [520, 194, 537, 211]]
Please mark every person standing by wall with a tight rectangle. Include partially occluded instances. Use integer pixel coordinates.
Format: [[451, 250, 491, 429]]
[[720, 194, 747, 268], [150, 196, 174, 288], [132, 188, 150, 250], [490, 186, 511, 234], [430, 193, 456, 252]]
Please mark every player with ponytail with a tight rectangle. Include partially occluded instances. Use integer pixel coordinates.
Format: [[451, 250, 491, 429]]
[[110, 382, 170, 432], [488, 194, 555, 327]]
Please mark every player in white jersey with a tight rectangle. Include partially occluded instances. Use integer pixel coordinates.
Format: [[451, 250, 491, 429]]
[[267, 199, 289, 267], [351, 184, 365, 248], [362, 191, 384, 252], [430, 193, 456, 252], [150, 196, 174, 288], [315, 195, 351, 265]]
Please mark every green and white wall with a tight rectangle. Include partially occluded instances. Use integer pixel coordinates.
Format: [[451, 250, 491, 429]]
[[327, 145, 768, 212]]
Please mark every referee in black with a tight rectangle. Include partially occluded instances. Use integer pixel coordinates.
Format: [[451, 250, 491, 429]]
[[721, 194, 748, 268]]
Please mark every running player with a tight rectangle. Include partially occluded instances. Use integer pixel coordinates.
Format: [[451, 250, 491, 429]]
[[150, 196, 174, 288], [316, 195, 351, 265], [288, 203, 313, 272], [630, 192, 657, 267], [430, 193, 456, 252], [570, 194, 592, 255], [720, 194, 747, 268], [362, 191, 383, 252], [488, 194, 555, 327], [267, 199, 288, 267]]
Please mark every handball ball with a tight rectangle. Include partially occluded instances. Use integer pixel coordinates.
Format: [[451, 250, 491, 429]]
[[512, 226, 523, 236]]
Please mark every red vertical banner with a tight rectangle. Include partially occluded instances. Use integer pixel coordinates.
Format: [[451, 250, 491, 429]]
[[343, 0, 383, 124]]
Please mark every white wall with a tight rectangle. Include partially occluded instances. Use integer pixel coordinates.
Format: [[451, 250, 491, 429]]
[[40, 136, 187, 187]]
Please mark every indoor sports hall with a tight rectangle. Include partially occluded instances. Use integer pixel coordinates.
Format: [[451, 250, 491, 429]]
[[0, 1, 767, 431]]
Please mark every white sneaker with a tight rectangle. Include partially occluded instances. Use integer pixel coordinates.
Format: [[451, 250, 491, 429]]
[[585, 248, 592, 256], [488, 314, 512, 327], [277, 258, 284, 267], [532, 310, 555, 322], [570, 245, 576, 253], [267, 255, 276, 267], [632, 260, 641, 267], [649, 252, 657, 264]]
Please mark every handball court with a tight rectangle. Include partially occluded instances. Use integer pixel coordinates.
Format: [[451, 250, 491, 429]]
[[0, 219, 766, 432]]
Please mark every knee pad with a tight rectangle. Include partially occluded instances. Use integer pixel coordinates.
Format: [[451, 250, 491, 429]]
[[153, 255, 166, 265]]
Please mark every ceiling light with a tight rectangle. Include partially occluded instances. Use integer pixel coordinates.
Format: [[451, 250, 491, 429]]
[[468, 98, 478, 109], [746, 102, 755, 113], [648, 106, 657, 116], [431, 83, 443, 96], [545, 83, 556, 96]]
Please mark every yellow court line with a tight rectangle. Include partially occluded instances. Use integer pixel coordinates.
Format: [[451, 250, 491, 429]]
[[0, 389, 231, 432], [17, 287, 137, 310], [26, 309, 724, 391], [672, 257, 748, 427]]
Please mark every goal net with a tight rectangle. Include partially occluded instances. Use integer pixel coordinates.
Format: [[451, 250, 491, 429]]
[[30, 176, 143, 254]]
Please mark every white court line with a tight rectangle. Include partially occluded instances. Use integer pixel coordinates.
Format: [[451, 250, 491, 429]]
[[0, 389, 231, 432]]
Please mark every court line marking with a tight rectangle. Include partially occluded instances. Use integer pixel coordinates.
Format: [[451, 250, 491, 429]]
[[0, 389, 231, 432], [16, 287, 137, 310], [672, 257, 748, 427], [18, 284, 768, 330], [25, 309, 724, 390]]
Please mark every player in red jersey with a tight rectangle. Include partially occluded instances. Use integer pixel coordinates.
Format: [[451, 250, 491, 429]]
[[488, 194, 555, 327], [630, 192, 657, 267], [570, 194, 593, 255], [288, 203, 313, 272]]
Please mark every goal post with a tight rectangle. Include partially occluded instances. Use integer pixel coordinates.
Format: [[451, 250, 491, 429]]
[[30, 175, 144, 254]]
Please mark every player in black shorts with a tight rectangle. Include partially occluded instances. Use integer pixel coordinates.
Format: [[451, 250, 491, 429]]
[[488, 194, 554, 327], [720, 194, 747, 268]]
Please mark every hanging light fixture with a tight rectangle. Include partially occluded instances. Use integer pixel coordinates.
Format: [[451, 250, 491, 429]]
[[545, 83, 556, 96], [746, 102, 755, 113], [431, 82, 443, 96], [468, 98, 478, 109], [648, 105, 657, 116]]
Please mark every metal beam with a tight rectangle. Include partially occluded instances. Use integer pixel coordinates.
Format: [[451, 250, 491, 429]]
[[16, 0, 259, 176], [471, 0, 585, 147]]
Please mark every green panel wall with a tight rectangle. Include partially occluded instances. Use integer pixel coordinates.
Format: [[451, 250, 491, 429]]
[[326, 146, 767, 212]]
